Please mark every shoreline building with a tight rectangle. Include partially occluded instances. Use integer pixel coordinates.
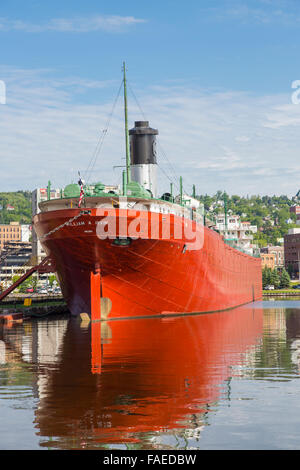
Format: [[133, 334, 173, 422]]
[[260, 245, 284, 270], [214, 214, 258, 256], [0, 222, 31, 253], [0, 240, 51, 289], [260, 253, 275, 270], [0, 222, 21, 252], [290, 205, 300, 225], [284, 228, 300, 278]]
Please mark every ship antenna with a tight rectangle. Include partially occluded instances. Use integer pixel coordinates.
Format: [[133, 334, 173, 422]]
[[122, 61, 131, 185]]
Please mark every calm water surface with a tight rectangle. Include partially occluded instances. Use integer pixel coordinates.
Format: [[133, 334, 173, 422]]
[[1, 299, 300, 450]]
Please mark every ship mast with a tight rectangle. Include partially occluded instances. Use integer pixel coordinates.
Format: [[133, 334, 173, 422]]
[[122, 62, 131, 185]]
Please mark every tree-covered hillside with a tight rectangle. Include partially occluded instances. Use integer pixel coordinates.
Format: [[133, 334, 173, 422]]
[[198, 192, 298, 247], [0, 191, 32, 224]]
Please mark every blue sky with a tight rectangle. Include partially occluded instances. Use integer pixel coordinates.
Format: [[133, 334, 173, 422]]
[[1, 0, 300, 196]]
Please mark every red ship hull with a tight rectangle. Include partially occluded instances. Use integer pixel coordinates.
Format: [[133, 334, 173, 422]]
[[33, 207, 262, 319]]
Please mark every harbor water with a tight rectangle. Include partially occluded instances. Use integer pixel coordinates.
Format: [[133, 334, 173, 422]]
[[1, 299, 300, 450]]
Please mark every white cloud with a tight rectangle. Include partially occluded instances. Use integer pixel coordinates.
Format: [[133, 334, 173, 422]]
[[235, 136, 251, 142], [204, 2, 300, 25], [263, 104, 300, 129], [0, 15, 146, 33], [1, 66, 300, 197]]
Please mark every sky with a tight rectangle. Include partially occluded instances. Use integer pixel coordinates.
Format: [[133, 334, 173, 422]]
[[1, 0, 300, 196]]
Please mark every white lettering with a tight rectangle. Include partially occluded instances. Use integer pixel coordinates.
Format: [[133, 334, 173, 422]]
[[291, 80, 300, 104], [96, 212, 116, 239], [103, 454, 138, 467], [0, 80, 6, 104], [147, 454, 197, 465]]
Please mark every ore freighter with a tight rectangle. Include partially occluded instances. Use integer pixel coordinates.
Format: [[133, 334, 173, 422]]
[[33, 64, 262, 321]]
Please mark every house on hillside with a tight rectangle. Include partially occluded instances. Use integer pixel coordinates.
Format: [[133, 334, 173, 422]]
[[214, 214, 258, 255]]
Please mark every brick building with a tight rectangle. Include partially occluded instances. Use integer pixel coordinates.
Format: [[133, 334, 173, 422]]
[[0, 222, 21, 252], [261, 253, 275, 270], [284, 228, 300, 278], [290, 205, 300, 214], [260, 245, 284, 268], [290, 205, 300, 226]]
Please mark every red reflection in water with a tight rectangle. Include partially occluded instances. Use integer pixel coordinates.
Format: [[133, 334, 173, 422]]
[[36, 306, 263, 447]]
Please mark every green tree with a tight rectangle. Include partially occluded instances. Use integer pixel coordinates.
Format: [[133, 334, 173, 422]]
[[0, 191, 32, 224], [48, 274, 57, 287], [10, 274, 36, 293], [31, 276, 38, 291], [19, 277, 32, 293], [262, 266, 272, 288], [11, 274, 21, 293], [280, 268, 290, 289], [270, 269, 281, 289]]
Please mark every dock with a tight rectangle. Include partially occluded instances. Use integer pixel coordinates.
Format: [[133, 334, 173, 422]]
[[0, 293, 69, 322]]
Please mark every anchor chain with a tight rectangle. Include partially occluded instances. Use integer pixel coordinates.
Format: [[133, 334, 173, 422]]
[[39, 212, 84, 241]]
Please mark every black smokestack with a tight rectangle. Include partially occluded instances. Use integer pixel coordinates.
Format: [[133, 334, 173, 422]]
[[129, 121, 158, 165]]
